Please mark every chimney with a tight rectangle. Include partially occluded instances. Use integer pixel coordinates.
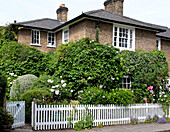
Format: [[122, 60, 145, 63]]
[[57, 4, 68, 22], [104, 0, 124, 15]]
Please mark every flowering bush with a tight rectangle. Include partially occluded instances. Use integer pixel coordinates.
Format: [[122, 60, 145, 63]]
[[31, 75, 72, 103], [10, 74, 37, 100], [47, 38, 126, 98], [121, 50, 169, 103]]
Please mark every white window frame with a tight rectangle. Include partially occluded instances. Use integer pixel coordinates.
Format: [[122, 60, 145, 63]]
[[30, 29, 41, 46], [120, 76, 131, 89], [113, 24, 135, 51], [62, 27, 69, 44], [47, 32, 56, 48], [156, 38, 161, 51]]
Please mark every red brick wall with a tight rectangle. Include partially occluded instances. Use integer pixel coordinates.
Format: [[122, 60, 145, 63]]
[[161, 39, 170, 77], [135, 29, 157, 51], [18, 29, 56, 53]]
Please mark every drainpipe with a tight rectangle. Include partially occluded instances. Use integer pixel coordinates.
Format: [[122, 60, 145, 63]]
[[95, 19, 101, 42]]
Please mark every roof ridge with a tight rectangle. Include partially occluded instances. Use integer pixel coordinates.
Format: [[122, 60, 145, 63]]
[[85, 9, 105, 14], [17, 18, 60, 24]]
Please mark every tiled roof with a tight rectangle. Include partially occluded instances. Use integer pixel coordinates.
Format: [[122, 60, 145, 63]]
[[15, 18, 64, 30], [157, 28, 170, 39], [84, 9, 166, 31]]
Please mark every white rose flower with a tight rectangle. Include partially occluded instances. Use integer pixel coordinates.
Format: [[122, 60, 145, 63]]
[[55, 90, 59, 95], [55, 85, 60, 88], [71, 90, 73, 93], [47, 79, 52, 83], [60, 76, 62, 78], [50, 89, 55, 92], [61, 80, 65, 84], [7, 77, 11, 80], [88, 77, 91, 80], [92, 40, 94, 42], [52, 86, 55, 89], [116, 51, 119, 54], [161, 99, 163, 101], [62, 83, 67, 88], [10, 82, 12, 85], [111, 77, 115, 81], [9, 73, 14, 76], [164, 95, 167, 98], [14, 75, 17, 77]]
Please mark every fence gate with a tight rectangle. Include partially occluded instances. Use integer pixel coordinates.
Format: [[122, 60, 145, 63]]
[[6, 101, 25, 128]]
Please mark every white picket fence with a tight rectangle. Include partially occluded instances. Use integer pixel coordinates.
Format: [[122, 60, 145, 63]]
[[32, 102, 169, 131], [6, 101, 25, 128]]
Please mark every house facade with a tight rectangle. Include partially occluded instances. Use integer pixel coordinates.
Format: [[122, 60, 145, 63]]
[[14, 0, 170, 82]]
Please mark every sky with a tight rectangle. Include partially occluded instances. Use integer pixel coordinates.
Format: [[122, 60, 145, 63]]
[[0, 0, 170, 28]]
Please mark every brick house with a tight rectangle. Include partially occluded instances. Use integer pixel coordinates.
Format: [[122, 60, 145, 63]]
[[13, 0, 170, 83]]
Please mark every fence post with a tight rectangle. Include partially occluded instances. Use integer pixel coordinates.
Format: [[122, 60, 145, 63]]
[[32, 99, 37, 130]]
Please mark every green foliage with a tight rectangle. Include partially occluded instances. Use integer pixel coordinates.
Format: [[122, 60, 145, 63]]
[[47, 38, 126, 99], [74, 108, 93, 131], [120, 50, 169, 103], [0, 24, 18, 41], [20, 89, 53, 123], [10, 74, 38, 100], [77, 87, 134, 105], [0, 71, 7, 107], [109, 89, 135, 106], [0, 106, 14, 127], [0, 41, 47, 77]]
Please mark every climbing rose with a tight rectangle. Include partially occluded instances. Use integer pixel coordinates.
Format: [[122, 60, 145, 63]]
[[103, 96, 105, 98], [99, 85, 103, 89]]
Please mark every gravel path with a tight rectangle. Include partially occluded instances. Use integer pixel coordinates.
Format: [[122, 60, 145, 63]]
[[12, 122, 170, 132]]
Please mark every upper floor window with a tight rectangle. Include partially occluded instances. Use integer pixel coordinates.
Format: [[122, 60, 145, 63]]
[[113, 25, 135, 51], [47, 32, 56, 47], [62, 28, 69, 44], [120, 76, 131, 89], [156, 38, 161, 51], [31, 30, 40, 46]]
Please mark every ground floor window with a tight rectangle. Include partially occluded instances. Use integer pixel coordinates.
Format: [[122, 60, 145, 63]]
[[47, 32, 56, 47], [31, 30, 40, 45], [120, 76, 131, 89]]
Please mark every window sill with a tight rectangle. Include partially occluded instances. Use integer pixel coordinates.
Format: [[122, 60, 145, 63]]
[[47, 45, 56, 48], [30, 43, 41, 47], [116, 47, 135, 51]]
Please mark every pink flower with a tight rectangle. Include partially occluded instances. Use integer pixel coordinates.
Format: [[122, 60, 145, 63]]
[[80, 97, 82, 99], [94, 93, 96, 95], [131, 90, 134, 92], [80, 90, 83, 93], [145, 84, 147, 86], [99, 85, 103, 89], [165, 84, 169, 89], [78, 91, 80, 94], [103, 96, 105, 98], [153, 95, 155, 97], [78, 96, 80, 98], [150, 86, 153, 90], [158, 85, 160, 87], [143, 98, 147, 101], [88, 91, 90, 93], [151, 94, 153, 96], [159, 78, 162, 81], [162, 92, 165, 94]]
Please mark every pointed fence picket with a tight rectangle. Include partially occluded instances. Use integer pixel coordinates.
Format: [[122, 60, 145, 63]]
[[32, 102, 168, 131]]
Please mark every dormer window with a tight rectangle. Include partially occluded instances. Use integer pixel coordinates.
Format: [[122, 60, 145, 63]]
[[47, 32, 56, 47], [62, 28, 69, 44], [113, 24, 135, 51], [31, 30, 40, 46]]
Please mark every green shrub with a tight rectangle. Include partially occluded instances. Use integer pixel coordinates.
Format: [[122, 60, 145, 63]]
[[47, 38, 126, 98], [20, 90, 53, 123], [0, 41, 47, 77], [120, 50, 169, 103], [109, 89, 135, 106], [0, 106, 14, 127], [10, 74, 38, 100], [0, 71, 7, 107]]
